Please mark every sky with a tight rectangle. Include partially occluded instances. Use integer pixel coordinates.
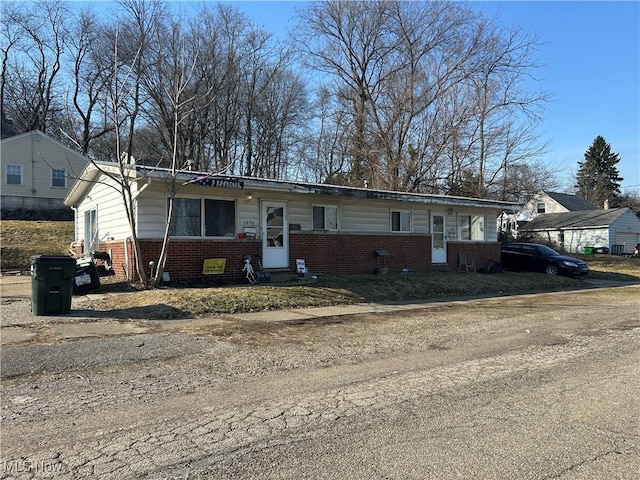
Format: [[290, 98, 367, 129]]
[[81, 1, 640, 192]]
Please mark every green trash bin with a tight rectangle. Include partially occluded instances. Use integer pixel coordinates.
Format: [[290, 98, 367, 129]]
[[583, 247, 594, 255], [31, 255, 76, 316]]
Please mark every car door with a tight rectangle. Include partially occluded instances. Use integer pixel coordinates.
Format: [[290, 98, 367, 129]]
[[501, 244, 520, 270], [520, 245, 542, 272]]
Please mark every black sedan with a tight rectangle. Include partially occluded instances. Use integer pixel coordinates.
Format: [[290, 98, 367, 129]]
[[500, 242, 589, 276]]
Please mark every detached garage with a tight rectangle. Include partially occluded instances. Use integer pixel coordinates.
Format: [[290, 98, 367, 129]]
[[519, 207, 640, 254]]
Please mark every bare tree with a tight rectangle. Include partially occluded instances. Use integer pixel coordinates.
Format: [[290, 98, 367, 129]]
[[0, 2, 22, 136], [294, 0, 552, 197], [66, 8, 114, 155], [1, 0, 69, 135]]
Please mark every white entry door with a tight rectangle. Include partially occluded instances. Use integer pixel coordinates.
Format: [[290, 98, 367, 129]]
[[261, 201, 288, 268], [431, 212, 447, 264]]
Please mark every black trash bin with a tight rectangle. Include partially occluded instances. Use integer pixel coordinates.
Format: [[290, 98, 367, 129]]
[[74, 259, 101, 294], [31, 255, 76, 316]]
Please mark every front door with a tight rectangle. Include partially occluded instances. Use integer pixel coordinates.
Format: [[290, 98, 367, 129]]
[[431, 212, 447, 264], [261, 201, 288, 268]]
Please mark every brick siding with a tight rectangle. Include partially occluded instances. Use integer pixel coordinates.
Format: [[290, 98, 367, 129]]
[[97, 234, 501, 283]]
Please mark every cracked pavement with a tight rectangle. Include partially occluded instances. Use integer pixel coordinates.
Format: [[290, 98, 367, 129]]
[[1, 286, 639, 479]]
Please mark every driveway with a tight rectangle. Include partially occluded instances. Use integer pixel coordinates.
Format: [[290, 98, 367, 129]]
[[1, 282, 639, 479]]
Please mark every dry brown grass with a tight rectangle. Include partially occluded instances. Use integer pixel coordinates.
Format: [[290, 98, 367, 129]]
[[1, 220, 74, 271], [3, 220, 639, 317]]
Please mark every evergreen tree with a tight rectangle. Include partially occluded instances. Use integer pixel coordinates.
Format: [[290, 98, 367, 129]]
[[575, 136, 623, 208]]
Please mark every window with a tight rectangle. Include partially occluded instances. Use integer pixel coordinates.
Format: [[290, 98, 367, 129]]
[[84, 209, 97, 252], [312, 206, 338, 230], [458, 214, 485, 241], [51, 168, 66, 188], [391, 211, 411, 232], [536, 202, 545, 213], [169, 198, 236, 237], [204, 199, 235, 237], [169, 198, 202, 236], [5, 164, 22, 185]]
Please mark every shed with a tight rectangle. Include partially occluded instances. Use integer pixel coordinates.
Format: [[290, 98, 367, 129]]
[[519, 207, 640, 254]]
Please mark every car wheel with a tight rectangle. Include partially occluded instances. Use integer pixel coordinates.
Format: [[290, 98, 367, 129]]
[[545, 264, 559, 276]]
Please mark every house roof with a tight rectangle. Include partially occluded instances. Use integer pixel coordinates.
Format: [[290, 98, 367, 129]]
[[65, 161, 521, 211], [520, 208, 630, 231], [542, 191, 599, 211]]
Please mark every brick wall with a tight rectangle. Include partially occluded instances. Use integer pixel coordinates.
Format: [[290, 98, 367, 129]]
[[447, 242, 501, 271], [290, 232, 432, 275], [97, 235, 501, 283]]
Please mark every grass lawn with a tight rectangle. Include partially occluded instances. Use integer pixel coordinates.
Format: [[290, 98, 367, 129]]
[[3, 220, 639, 316], [1, 220, 74, 271]]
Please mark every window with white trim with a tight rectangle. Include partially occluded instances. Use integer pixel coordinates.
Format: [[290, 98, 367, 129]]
[[458, 214, 485, 241], [51, 168, 66, 188], [84, 208, 97, 252], [5, 164, 22, 185], [391, 210, 411, 232], [168, 197, 236, 237], [312, 205, 338, 230]]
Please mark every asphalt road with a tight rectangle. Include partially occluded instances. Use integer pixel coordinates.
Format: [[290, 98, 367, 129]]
[[1, 286, 639, 479]]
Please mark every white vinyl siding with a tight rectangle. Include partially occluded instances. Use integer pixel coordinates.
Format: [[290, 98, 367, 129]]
[[128, 184, 504, 243], [1, 131, 87, 199], [340, 204, 391, 233], [615, 232, 639, 253], [76, 174, 134, 243]]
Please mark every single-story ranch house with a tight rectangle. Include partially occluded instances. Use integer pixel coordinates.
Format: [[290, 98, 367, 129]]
[[64, 162, 519, 283]]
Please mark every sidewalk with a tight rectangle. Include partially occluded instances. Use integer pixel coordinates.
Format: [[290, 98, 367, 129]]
[[2, 273, 638, 346]]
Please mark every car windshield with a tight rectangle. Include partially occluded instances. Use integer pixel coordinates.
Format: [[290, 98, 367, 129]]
[[537, 245, 561, 256]]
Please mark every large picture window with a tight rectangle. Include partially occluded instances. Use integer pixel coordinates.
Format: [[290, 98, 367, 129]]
[[169, 198, 236, 237], [5, 164, 22, 185], [458, 214, 485, 241], [205, 199, 235, 237], [312, 205, 338, 230], [391, 210, 411, 232]]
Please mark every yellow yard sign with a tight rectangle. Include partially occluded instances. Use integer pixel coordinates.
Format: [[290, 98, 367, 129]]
[[202, 258, 226, 275]]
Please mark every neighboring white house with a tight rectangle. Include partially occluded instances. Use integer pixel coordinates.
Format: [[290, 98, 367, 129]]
[[519, 207, 640, 254], [520, 191, 599, 218], [498, 191, 599, 241], [1, 130, 89, 219], [498, 191, 640, 254], [64, 162, 520, 282]]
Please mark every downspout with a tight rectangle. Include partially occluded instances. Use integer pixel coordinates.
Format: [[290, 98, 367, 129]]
[[120, 176, 149, 282], [70, 206, 79, 255], [31, 133, 37, 198]]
